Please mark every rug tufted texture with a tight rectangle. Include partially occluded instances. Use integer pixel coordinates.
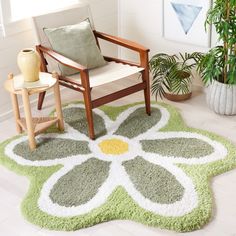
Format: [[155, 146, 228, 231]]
[[0, 101, 236, 232]]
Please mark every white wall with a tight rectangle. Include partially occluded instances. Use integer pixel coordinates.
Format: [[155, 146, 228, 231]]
[[0, 0, 118, 120], [118, 0, 213, 86], [0, 30, 35, 119], [88, 0, 118, 56]]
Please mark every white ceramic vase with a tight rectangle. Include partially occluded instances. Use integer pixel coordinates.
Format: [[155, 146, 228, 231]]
[[17, 48, 40, 82], [206, 79, 236, 115]]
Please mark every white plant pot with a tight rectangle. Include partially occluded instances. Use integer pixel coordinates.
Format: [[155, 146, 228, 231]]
[[17, 48, 40, 82], [206, 79, 236, 115]]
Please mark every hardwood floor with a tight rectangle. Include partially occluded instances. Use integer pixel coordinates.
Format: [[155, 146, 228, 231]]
[[0, 78, 236, 236]]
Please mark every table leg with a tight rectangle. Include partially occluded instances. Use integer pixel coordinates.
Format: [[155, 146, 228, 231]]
[[22, 88, 36, 151], [8, 73, 22, 134], [52, 72, 64, 131], [10, 93, 22, 134]]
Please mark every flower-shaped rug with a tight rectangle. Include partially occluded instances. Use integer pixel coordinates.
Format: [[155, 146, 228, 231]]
[[0, 102, 236, 232]]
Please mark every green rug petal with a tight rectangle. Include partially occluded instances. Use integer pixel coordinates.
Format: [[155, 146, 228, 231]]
[[14, 138, 90, 160], [0, 101, 236, 233], [63, 107, 107, 137], [50, 158, 110, 207], [114, 107, 161, 138], [123, 157, 185, 203], [141, 138, 214, 158]]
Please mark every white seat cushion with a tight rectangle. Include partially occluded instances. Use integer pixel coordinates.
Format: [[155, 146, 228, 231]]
[[66, 62, 144, 88]]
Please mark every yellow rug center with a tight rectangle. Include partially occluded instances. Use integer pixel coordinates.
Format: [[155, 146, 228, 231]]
[[99, 138, 129, 155]]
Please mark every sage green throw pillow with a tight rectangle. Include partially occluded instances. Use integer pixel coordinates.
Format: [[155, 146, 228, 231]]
[[44, 20, 107, 76]]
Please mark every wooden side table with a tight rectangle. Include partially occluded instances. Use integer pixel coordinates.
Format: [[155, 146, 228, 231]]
[[4, 71, 64, 150]]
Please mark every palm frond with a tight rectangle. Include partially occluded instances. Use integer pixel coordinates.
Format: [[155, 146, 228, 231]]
[[149, 52, 199, 99]]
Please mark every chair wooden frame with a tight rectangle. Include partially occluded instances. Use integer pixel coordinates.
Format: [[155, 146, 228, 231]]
[[36, 30, 151, 139]]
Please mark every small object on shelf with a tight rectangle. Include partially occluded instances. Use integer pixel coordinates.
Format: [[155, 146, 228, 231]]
[[4, 72, 64, 151], [17, 48, 41, 82]]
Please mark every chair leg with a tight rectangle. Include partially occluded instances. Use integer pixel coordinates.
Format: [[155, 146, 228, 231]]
[[83, 90, 95, 139], [142, 70, 151, 116], [38, 91, 46, 110]]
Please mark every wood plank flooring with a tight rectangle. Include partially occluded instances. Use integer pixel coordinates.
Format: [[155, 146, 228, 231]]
[[0, 78, 236, 236]]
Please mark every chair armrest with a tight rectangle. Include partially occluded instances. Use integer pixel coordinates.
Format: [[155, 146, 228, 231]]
[[36, 45, 88, 72], [94, 31, 150, 53], [36, 45, 92, 89]]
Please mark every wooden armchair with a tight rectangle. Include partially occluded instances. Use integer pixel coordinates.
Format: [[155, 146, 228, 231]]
[[32, 3, 151, 139]]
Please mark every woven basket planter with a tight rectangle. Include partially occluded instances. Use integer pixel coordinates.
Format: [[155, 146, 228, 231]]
[[163, 72, 192, 102], [164, 92, 192, 101], [206, 80, 236, 115]]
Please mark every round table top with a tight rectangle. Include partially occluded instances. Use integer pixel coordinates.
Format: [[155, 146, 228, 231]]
[[4, 72, 57, 95]]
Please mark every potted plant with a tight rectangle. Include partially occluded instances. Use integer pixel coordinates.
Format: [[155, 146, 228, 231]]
[[149, 52, 201, 101], [197, 0, 236, 115]]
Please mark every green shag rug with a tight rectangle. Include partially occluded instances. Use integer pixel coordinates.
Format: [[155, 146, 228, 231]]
[[0, 101, 236, 232]]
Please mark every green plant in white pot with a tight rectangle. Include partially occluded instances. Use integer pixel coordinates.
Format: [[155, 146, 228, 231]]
[[149, 52, 201, 101], [197, 0, 236, 115]]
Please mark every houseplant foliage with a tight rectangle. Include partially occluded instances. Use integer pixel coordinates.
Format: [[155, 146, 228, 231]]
[[197, 0, 236, 114], [149, 52, 201, 101]]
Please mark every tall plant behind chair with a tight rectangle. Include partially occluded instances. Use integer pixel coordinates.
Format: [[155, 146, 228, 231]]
[[198, 0, 236, 85]]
